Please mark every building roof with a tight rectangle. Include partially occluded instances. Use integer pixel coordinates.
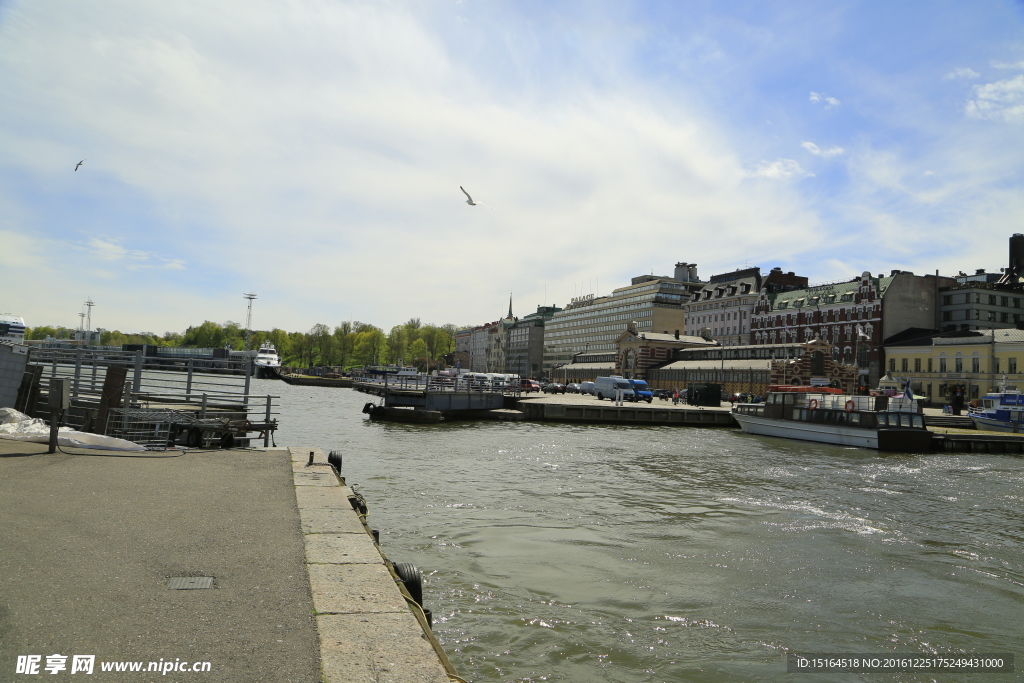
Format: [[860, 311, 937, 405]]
[[766, 275, 896, 311], [657, 359, 774, 371], [616, 330, 715, 345], [885, 328, 1024, 348], [557, 361, 617, 371]]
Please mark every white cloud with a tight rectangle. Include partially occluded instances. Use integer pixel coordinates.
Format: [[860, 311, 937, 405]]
[[809, 91, 840, 108], [746, 159, 813, 180], [965, 74, 1024, 122], [992, 60, 1024, 70], [943, 67, 980, 80], [801, 141, 844, 158]]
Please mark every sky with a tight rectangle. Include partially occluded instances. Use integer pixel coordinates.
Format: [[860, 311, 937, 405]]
[[2, 0, 1024, 336]]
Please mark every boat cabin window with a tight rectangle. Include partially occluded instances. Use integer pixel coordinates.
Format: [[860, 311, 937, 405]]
[[877, 414, 889, 427], [848, 412, 861, 426]]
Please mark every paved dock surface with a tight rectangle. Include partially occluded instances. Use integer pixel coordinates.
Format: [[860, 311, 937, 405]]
[[0, 439, 452, 682]]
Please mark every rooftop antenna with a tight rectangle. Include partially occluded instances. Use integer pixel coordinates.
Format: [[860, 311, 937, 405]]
[[244, 292, 257, 350], [77, 311, 85, 332]]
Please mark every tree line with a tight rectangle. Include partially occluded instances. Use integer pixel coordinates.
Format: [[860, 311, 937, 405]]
[[25, 318, 461, 371]]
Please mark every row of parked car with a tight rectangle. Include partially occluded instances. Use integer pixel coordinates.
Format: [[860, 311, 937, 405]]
[[524, 376, 657, 402]]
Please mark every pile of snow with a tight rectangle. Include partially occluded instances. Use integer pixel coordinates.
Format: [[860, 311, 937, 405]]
[[0, 407, 145, 451]]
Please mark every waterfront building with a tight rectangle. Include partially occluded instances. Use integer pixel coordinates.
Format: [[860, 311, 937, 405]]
[[750, 270, 954, 390], [614, 327, 715, 379], [541, 263, 699, 378], [645, 340, 859, 397], [505, 305, 560, 379], [453, 328, 472, 370], [883, 327, 1024, 404], [469, 323, 497, 372], [938, 235, 1024, 332], [683, 267, 807, 346]]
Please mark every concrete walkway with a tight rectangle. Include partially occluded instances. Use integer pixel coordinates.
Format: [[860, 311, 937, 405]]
[[0, 439, 453, 682]]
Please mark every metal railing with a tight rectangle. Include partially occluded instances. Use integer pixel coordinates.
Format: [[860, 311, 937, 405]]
[[356, 374, 522, 395], [25, 347, 279, 448]]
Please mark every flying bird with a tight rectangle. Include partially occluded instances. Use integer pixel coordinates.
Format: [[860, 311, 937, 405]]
[[75, 159, 86, 171], [460, 186, 492, 208]]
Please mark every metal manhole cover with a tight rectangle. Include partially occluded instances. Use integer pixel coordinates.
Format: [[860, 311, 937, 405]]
[[167, 576, 214, 590]]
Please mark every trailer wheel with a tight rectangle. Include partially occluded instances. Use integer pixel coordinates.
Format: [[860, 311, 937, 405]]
[[220, 433, 235, 449], [186, 427, 202, 448]]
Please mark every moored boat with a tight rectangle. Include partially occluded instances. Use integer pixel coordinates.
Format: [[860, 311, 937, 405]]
[[253, 341, 282, 379], [731, 385, 933, 452], [968, 390, 1024, 432]]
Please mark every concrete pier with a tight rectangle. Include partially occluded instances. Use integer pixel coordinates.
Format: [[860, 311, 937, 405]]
[[517, 394, 736, 426], [0, 439, 457, 682]]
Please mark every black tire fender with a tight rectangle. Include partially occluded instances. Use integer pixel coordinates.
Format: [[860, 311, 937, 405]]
[[394, 562, 423, 606]]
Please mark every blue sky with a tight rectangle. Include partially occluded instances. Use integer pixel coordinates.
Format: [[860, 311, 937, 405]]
[[2, 0, 1023, 335]]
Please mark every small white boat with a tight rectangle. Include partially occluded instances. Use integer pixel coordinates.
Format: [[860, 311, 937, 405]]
[[968, 390, 1024, 432], [732, 385, 933, 452], [253, 341, 282, 379]]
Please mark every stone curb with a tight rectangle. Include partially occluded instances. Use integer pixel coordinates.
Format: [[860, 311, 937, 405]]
[[287, 447, 452, 683]]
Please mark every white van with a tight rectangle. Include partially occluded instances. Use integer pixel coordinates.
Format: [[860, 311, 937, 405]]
[[594, 376, 635, 401]]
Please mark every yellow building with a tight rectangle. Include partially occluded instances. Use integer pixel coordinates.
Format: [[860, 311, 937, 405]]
[[883, 328, 1024, 403]]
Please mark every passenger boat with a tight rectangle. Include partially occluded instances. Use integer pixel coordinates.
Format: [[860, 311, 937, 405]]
[[968, 390, 1024, 432], [0, 313, 26, 344], [731, 385, 933, 452], [253, 341, 282, 379]]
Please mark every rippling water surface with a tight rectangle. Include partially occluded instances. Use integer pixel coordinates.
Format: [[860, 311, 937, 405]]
[[258, 380, 1024, 682]]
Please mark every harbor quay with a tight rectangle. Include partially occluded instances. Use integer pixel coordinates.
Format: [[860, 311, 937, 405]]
[[0, 439, 457, 682]]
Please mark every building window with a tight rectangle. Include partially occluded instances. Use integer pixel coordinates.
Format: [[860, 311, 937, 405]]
[[988, 310, 996, 322], [914, 358, 921, 372], [995, 358, 1001, 374], [901, 358, 908, 372], [943, 295, 952, 305], [971, 355, 980, 373], [942, 311, 951, 321], [939, 356, 947, 372], [927, 358, 933, 373], [1011, 357, 1018, 374], [955, 354, 963, 373], [889, 358, 896, 371]]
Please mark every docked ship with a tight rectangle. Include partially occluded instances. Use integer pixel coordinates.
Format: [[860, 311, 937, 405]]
[[0, 313, 26, 344], [731, 385, 933, 452], [253, 341, 282, 379], [968, 390, 1024, 432]]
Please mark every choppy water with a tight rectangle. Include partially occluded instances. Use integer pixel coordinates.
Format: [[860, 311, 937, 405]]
[[257, 380, 1024, 682]]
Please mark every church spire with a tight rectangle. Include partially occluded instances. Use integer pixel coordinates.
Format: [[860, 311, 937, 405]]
[[508, 293, 513, 319]]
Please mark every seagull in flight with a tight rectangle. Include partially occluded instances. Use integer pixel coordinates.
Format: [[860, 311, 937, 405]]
[[75, 159, 86, 172], [460, 186, 492, 208]]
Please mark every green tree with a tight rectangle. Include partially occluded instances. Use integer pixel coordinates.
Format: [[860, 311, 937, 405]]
[[408, 338, 428, 371], [387, 326, 407, 366], [354, 328, 386, 366]]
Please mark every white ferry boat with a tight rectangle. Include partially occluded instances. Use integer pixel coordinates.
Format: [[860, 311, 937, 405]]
[[731, 385, 933, 452], [968, 390, 1024, 432], [253, 341, 282, 379], [0, 313, 26, 344]]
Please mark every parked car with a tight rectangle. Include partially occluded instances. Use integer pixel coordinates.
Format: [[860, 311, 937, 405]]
[[653, 389, 672, 401], [543, 382, 566, 394], [521, 379, 541, 393], [579, 381, 596, 395], [565, 383, 581, 393]]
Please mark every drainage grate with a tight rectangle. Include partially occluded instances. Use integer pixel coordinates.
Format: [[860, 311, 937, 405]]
[[167, 576, 214, 590]]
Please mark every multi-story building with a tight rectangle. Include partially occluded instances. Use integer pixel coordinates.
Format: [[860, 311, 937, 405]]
[[683, 267, 807, 346], [938, 235, 1024, 332], [505, 305, 560, 379], [751, 270, 954, 390], [541, 263, 698, 378], [883, 328, 1024, 403]]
